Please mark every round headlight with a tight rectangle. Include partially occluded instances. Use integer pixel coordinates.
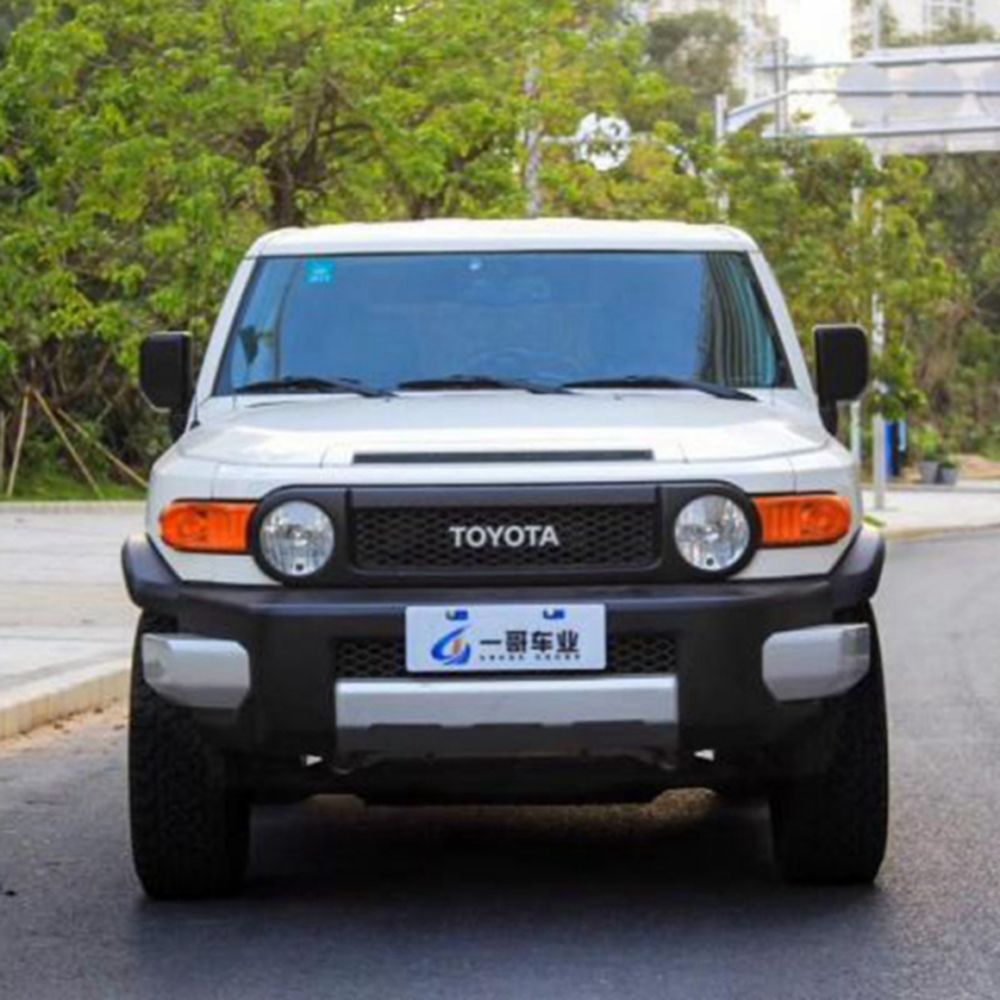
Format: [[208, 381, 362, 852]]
[[259, 501, 335, 578], [674, 495, 751, 573]]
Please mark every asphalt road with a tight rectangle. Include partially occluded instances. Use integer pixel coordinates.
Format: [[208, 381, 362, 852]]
[[1, 531, 999, 1000]]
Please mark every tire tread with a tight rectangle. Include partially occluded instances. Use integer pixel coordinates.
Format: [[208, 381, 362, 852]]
[[770, 605, 889, 885], [128, 613, 250, 899]]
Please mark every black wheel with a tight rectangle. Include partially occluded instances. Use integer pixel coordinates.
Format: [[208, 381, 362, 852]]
[[769, 605, 888, 885], [129, 613, 250, 899]]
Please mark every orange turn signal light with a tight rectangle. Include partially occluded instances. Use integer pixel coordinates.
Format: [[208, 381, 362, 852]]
[[159, 501, 255, 554], [754, 495, 853, 548]]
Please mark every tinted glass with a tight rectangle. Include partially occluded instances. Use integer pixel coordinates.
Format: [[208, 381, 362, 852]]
[[216, 252, 788, 393]]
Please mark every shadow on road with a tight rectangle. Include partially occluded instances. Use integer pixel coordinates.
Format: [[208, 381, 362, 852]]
[[248, 790, 778, 896], [208, 790, 883, 918], [123, 791, 889, 999]]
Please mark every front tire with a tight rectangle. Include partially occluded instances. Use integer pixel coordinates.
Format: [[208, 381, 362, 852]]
[[769, 605, 889, 885], [128, 614, 250, 899]]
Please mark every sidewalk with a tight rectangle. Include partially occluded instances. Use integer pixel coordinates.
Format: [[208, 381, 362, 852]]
[[2, 489, 999, 741], [862, 479, 1000, 538], [0, 504, 143, 739]]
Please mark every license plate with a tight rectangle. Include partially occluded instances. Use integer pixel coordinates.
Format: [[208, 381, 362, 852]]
[[405, 604, 606, 674]]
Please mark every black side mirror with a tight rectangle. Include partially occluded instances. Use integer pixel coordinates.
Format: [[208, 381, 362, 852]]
[[140, 332, 193, 439], [813, 325, 869, 436]]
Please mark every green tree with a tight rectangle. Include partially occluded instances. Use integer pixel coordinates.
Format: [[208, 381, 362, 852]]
[[0, 0, 665, 485], [848, 7, 1000, 450], [0, 1, 30, 55], [713, 132, 962, 422], [0, 0, 993, 494], [647, 10, 741, 129]]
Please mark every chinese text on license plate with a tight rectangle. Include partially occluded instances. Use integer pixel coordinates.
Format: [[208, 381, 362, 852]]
[[405, 605, 607, 674]]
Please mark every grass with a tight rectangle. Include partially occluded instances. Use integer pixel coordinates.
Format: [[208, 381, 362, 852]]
[[0, 465, 146, 502]]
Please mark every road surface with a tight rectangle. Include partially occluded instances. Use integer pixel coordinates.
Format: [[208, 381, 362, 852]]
[[1, 531, 999, 999]]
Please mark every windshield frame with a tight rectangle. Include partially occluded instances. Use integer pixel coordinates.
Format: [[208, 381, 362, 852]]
[[212, 250, 794, 398]]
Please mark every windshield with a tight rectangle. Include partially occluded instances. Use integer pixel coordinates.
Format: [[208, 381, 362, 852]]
[[216, 251, 789, 395]]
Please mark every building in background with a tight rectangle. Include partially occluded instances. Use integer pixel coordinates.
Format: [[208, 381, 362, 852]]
[[643, 0, 767, 11], [870, 0, 1000, 37]]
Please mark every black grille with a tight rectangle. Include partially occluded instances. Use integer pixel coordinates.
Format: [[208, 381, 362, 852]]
[[352, 504, 658, 570], [335, 634, 677, 679]]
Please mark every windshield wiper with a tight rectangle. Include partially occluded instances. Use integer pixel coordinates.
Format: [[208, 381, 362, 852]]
[[561, 375, 757, 402], [396, 374, 573, 395], [234, 376, 394, 399]]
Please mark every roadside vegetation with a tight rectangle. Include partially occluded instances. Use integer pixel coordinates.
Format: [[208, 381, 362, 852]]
[[0, 0, 997, 497]]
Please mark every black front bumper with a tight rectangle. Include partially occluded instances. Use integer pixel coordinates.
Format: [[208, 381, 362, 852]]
[[122, 528, 884, 767]]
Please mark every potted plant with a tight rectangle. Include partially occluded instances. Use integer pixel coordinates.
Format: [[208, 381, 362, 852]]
[[911, 425, 943, 484], [937, 456, 960, 487]]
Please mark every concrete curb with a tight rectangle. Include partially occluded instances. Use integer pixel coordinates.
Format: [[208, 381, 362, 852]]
[[0, 659, 129, 741], [870, 482, 1000, 495], [0, 500, 144, 514], [882, 523, 1000, 542]]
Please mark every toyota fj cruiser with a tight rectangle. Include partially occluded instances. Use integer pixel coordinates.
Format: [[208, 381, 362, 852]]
[[123, 219, 888, 899]]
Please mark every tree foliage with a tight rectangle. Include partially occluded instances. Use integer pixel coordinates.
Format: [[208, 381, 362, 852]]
[[848, 5, 1000, 450], [0, 0, 995, 492], [646, 10, 741, 129]]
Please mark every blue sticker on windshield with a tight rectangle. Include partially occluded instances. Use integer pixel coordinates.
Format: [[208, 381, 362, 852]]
[[305, 260, 336, 285]]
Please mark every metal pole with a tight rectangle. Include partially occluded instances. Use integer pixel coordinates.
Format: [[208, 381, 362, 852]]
[[740, 0, 757, 100], [871, 150, 887, 511], [872, 314, 887, 509], [760, 48, 1000, 71], [772, 39, 785, 138], [524, 64, 543, 218], [714, 93, 728, 145], [852, 402, 863, 466], [713, 93, 731, 219], [873, 0, 883, 51], [778, 38, 791, 136], [850, 184, 864, 467]]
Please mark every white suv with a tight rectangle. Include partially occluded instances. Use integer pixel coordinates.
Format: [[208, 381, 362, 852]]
[[123, 219, 887, 899]]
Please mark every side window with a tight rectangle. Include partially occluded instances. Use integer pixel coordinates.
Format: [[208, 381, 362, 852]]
[[216, 259, 298, 393], [702, 254, 788, 388]]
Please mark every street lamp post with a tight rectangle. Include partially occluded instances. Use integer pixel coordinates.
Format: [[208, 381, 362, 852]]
[[523, 111, 639, 217], [523, 64, 544, 218]]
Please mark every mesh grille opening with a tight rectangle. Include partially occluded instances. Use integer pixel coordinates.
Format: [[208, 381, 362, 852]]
[[335, 634, 677, 679], [351, 504, 658, 570]]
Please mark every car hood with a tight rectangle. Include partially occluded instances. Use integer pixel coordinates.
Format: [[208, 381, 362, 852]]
[[182, 391, 827, 468]]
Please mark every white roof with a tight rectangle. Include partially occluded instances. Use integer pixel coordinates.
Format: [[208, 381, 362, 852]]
[[247, 218, 758, 257]]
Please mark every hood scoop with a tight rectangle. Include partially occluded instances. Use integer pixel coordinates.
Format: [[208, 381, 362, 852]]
[[352, 449, 655, 465]]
